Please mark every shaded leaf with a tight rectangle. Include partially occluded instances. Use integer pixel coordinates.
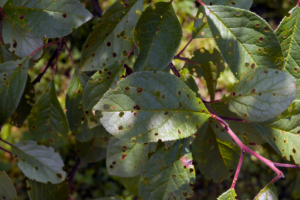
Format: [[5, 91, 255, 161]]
[[205, 5, 283, 79], [0, 171, 18, 200], [225, 68, 297, 122], [121, 175, 140, 196], [92, 198, 122, 200], [217, 188, 237, 200], [275, 6, 300, 100], [179, 68, 199, 94], [106, 137, 149, 177], [76, 139, 106, 164], [255, 183, 278, 200], [139, 140, 195, 200], [2, 17, 43, 59], [26, 180, 69, 200], [3, 0, 93, 38], [0, 45, 18, 64], [0, 0, 8, 7], [12, 140, 66, 184], [93, 72, 210, 143], [28, 81, 69, 148], [133, 2, 182, 72], [7, 75, 35, 127], [0, 56, 29, 126], [80, 0, 142, 71]]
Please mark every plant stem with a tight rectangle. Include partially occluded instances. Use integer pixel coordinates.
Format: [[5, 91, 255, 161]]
[[63, 39, 75, 66], [274, 163, 300, 169], [219, 116, 249, 123], [197, 0, 206, 7], [202, 99, 223, 103], [173, 56, 200, 66], [29, 41, 59, 57], [176, 37, 193, 57], [0, 138, 12, 146], [91, 0, 103, 18], [231, 151, 244, 189], [126, 45, 137, 59], [298, 0, 300, 7], [0, 7, 8, 18], [168, 63, 181, 78], [68, 157, 81, 193], [0, 147, 12, 155]]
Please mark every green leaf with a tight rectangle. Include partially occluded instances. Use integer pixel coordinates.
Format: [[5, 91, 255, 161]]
[[255, 183, 278, 200], [253, 113, 300, 165], [217, 188, 237, 200], [0, 56, 29, 126], [275, 6, 300, 100], [192, 125, 240, 183], [28, 81, 69, 148], [93, 72, 210, 143], [80, 0, 143, 71], [179, 68, 199, 94], [3, 0, 93, 38], [92, 198, 122, 200], [0, 46, 19, 64], [106, 137, 149, 177], [26, 180, 69, 200], [120, 175, 140, 196], [139, 140, 195, 200], [82, 63, 125, 128], [0, 0, 8, 7], [2, 17, 43, 59], [76, 139, 106, 164], [0, 171, 18, 200], [12, 140, 66, 184], [204, 5, 283, 79], [225, 68, 297, 122], [133, 2, 182, 72], [187, 48, 225, 100], [202, 0, 252, 9], [7, 75, 35, 127]]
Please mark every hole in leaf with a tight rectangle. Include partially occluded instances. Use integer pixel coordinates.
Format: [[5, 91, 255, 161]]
[[235, 11, 241, 16], [155, 90, 161, 97], [62, 13, 67, 18], [164, 111, 169, 115], [178, 102, 183, 109], [125, 87, 130, 92], [186, 94, 191, 99], [177, 90, 182, 96], [112, 52, 117, 57], [230, 1, 236, 5], [118, 126, 123, 130], [56, 174, 62, 179], [19, 14, 25, 20], [294, 67, 298, 73], [251, 88, 256, 94], [258, 37, 264, 42], [133, 104, 141, 110], [154, 133, 158, 136], [264, 26, 270, 32], [245, 62, 250, 67], [161, 94, 166, 99], [136, 87, 143, 93], [189, 168, 194, 173], [13, 40, 17, 48], [106, 42, 111, 47], [293, 149, 297, 154], [251, 63, 256, 69], [119, 112, 124, 117]]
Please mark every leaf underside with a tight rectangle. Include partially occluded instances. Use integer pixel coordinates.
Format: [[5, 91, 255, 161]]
[[0, 171, 18, 200], [255, 183, 278, 200]]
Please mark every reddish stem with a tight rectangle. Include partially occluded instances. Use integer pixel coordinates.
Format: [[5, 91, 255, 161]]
[[169, 63, 181, 78], [298, 0, 300, 7], [174, 56, 200, 66], [197, 0, 206, 7], [274, 163, 300, 169], [30, 41, 59, 57], [0, 147, 12, 155], [52, 52, 59, 78], [68, 157, 81, 193], [176, 37, 193, 57], [63, 39, 75, 66], [0, 7, 8, 18], [0, 138, 12, 146], [231, 151, 245, 189], [126, 45, 137, 59]]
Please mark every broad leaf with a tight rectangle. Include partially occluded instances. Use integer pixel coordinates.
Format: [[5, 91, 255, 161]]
[[80, 0, 142, 71], [225, 68, 297, 122], [7, 75, 35, 127], [28, 81, 69, 148], [179, 68, 199, 94], [0, 171, 18, 200], [193, 125, 240, 183], [93, 72, 210, 143], [3, 0, 93, 38], [187, 48, 225, 100], [121, 175, 140, 196], [202, 0, 252, 9], [253, 113, 300, 165], [255, 183, 278, 200], [217, 189, 237, 200], [0, 0, 8, 7], [2, 17, 43, 59], [106, 137, 149, 177], [133, 2, 182, 72], [139, 140, 195, 200], [76, 139, 106, 164], [12, 140, 66, 184], [82, 63, 125, 128], [27, 180, 69, 200], [0, 46, 18, 64], [0, 57, 29, 126], [204, 5, 283, 79], [275, 5, 300, 100]]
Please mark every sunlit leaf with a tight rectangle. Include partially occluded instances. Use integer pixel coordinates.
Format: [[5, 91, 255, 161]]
[[217, 188, 237, 200], [28, 81, 69, 148], [3, 0, 93, 38], [93, 72, 210, 143], [0, 171, 18, 200], [255, 183, 278, 200], [12, 140, 66, 184], [133, 2, 182, 72]]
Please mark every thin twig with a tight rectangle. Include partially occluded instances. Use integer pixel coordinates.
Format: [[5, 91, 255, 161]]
[[274, 163, 300, 169], [0, 147, 12, 155], [202, 99, 223, 104], [67, 157, 81, 193], [29, 41, 59, 57], [0, 138, 12, 146], [126, 45, 137, 59], [168, 63, 181, 78], [0, 7, 8, 18], [52, 52, 59, 78], [63, 39, 75, 66], [197, 0, 206, 7], [176, 37, 193, 57], [298, 0, 300, 7], [173, 56, 200, 66], [91, 0, 103, 18], [231, 151, 244, 189]]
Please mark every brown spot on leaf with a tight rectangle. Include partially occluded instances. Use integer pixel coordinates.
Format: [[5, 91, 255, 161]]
[[125, 86, 130, 92], [62, 13, 67, 18], [137, 87, 143, 93], [133, 104, 141, 110]]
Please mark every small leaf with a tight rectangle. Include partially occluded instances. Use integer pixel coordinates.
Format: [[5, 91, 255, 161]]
[[139, 140, 195, 200], [26, 180, 69, 200], [7, 75, 35, 128], [0, 56, 29, 126], [179, 68, 199, 94], [2, 17, 43, 59], [255, 183, 278, 200], [93, 72, 210, 143], [12, 140, 66, 184], [226, 68, 297, 122], [3, 0, 93, 38], [217, 188, 237, 200], [76, 139, 106, 164], [0, 171, 18, 200], [205, 5, 283, 79], [134, 2, 182, 72], [121, 175, 140, 196], [106, 137, 149, 177], [80, 0, 142, 71], [28, 81, 69, 148]]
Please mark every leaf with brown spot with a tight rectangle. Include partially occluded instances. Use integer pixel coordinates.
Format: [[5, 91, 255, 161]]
[[0, 171, 18, 200]]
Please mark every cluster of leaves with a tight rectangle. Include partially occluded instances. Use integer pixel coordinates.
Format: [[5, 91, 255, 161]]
[[1, 0, 300, 199]]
